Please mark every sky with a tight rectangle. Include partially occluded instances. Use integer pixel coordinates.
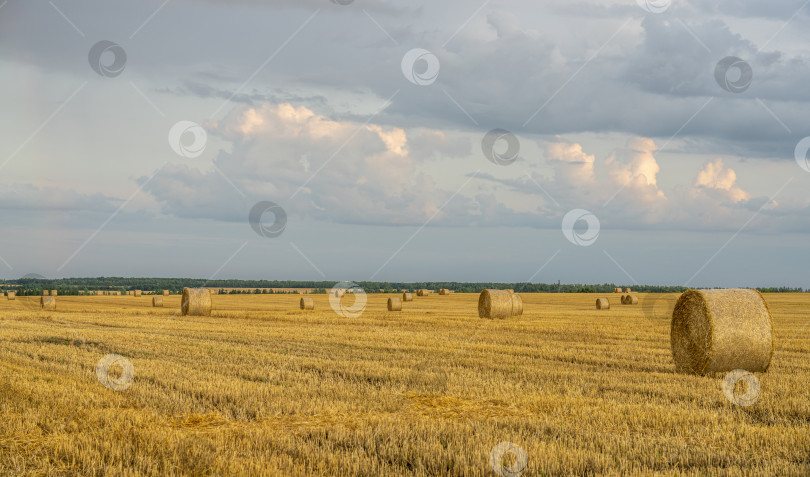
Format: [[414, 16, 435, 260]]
[[1, 0, 809, 287]]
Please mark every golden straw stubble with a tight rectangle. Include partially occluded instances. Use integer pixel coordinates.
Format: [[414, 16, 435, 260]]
[[40, 296, 56, 311], [181, 288, 212, 317], [152, 296, 163, 307], [478, 289, 513, 319], [596, 298, 610, 310], [387, 297, 402, 311], [300, 297, 314, 310], [671, 289, 774, 375]]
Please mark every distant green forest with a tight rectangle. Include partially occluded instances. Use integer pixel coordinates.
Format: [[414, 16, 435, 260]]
[[0, 277, 804, 296]]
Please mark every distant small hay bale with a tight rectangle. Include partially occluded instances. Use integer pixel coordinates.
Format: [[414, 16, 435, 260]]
[[417, 289, 432, 297], [334, 289, 346, 298], [97, 291, 104, 296], [300, 297, 314, 310], [40, 296, 56, 311], [614, 288, 622, 293], [402, 292, 413, 302], [388, 297, 402, 311], [596, 298, 610, 310], [478, 289, 514, 319], [624, 288, 632, 293], [152, 296, 163, 307], [671, 289, 773, 375], [438, 289, 450, 295], [163, 290, 170, 296], [42, 290, 49, 296], [51, 290, 58, 296], [7, 291, 16, 300], [181, 288, 212, 317], [134, 290, 142, 297], [625, 295, 638, 305]]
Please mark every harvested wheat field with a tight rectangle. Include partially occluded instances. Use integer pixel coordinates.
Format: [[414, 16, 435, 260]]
[[0, 293, 808, 476]]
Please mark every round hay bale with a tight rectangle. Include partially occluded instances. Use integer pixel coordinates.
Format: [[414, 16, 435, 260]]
[[42, 290, 49, 296], [478, 289, 513, 319], [134, 290, 142, 297], [509, 291, 523, 316], [152, 296, 163, 307], [388, 297, 402, 311], [40, 296, 56, 311], [596, 298, 610, 310], [7, 291, 16, 300], [402, 292, 413, 302], [181, 288, 212, 317], [614, 288, 622, 293], [51, 290, 58, 297], [300, 297, 314, 310], [438, 289, 450, 296], [671, 289, 773, 375], [624, 288, 631, 293], [626, 295, 638, 305], [620, 295, 627, 304], [163, 290, 170, 296]]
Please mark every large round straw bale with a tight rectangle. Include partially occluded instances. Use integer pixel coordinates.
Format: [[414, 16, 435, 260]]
[[7, 291, 16, 300], [509, 291, 523, 316], [181, 288, 212, 317], [625, 295, 638, 305], [134, 290, 142, 297], [402, 292, 413, 302], [478, 289, 513, 319], [671, 289, 773, 375], [300, 297, 314, 310], [388, 297, 402, 311], [614, 288, 622, 293], [596, 298, 610, 310], [152, 296, 163, 307], [163, 290, 170, 296], [624, 288, 631, 293], [40, 296, 56, 311]]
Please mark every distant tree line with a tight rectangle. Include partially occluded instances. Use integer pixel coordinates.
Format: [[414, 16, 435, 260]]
[[0, 277, 805, 294]]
